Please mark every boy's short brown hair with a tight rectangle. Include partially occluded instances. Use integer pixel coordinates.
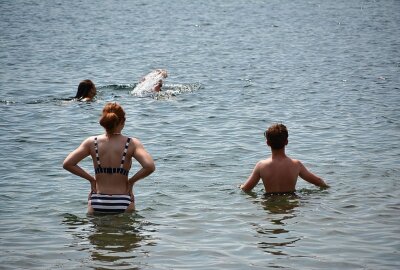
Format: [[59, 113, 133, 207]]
[[265, 124, 288, 150]]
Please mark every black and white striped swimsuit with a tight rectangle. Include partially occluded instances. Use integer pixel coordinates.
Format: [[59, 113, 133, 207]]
[[90, 193, 132, 213], [94, 136, 131, 176], [90, 136, 133, 213]]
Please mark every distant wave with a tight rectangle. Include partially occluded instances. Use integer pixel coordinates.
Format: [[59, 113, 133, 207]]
[[131, 82, 202, 99], [97, 84, 137, 90], [156, 82, 202, 99], [0, 82, 201, 105], [1, 100, 17, 105], [1, 97, 73, 105], [103, 82, 202, 99]]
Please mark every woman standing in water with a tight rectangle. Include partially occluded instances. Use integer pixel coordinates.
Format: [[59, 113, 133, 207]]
[[75, 79, 97, 101], [63, 102, 155, 214]]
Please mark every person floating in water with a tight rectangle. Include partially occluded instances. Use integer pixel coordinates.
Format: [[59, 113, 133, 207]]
[[63, 102, 155, 214], [131, 69, 168, 96], [240, 123, 329, 194], [153, 79, 163, 92], [75, 79, 97, 101]]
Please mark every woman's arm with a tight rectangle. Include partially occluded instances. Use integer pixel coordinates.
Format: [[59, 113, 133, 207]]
[[128, 138, 155, 187], [63, 138, 96, 191]]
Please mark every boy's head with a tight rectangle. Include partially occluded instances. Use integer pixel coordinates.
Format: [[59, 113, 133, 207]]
[[264, 124, 288, 150]]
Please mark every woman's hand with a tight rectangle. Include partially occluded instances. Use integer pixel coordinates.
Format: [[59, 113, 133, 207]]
[[90, 179, 97, 194], [126, 181, 134, 196]]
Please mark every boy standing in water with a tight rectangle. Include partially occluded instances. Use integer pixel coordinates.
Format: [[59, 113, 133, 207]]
[[240, 124, 329, 194]]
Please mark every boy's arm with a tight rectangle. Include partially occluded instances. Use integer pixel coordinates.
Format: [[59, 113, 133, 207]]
[[240, 162, 261, 192], [298, 162, 329, 188]]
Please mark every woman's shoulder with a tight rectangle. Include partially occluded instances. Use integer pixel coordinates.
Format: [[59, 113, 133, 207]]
[[125, 136, 144, 149], [126, 136, 139, 145], [88, 135, 102, 140], [82, 135, 101, 144]]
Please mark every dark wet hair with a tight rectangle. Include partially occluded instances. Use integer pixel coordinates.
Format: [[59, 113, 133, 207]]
[[264, 124, 288, 150], [75, 80, 96, 99], [99, 102, 126, 134]]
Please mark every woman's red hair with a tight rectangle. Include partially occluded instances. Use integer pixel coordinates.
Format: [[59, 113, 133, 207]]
[[99, 102, 126, 134]]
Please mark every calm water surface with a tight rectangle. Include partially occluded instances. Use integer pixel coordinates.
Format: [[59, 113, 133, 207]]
[[0, 0, 399, 269]]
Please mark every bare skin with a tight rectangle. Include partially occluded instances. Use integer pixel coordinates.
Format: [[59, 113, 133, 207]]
[[153, 80, 163, 92], [134, 69, 167, 94], [241, 139, 328, 193], [63, 122, 155, 213]]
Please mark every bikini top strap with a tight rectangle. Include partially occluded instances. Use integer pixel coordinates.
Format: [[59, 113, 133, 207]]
[[120, 137, 131, 168], [94, 137, 101, 168]]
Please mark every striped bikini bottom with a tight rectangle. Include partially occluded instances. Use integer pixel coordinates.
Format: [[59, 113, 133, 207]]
[[89, 193, 133, 213]]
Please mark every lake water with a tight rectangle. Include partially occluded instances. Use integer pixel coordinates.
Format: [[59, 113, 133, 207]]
[[1, 0, 399, 269]]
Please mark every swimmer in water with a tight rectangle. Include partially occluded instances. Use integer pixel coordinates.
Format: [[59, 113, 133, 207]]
[[132, 69, 168, 95], [75, 80, 96, 101]]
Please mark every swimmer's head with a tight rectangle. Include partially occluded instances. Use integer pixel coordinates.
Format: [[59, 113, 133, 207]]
[[99, 102, 126, 134], [75, 80, 96, 101]]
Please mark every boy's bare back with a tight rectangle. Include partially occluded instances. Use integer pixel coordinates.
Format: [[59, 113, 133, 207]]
[[240, 124, 328, 193]]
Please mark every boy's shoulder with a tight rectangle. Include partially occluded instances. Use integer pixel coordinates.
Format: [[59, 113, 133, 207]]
[[259, 156, 302, 166], [289, 157, 302, 165], [257, 158, 273, 167]]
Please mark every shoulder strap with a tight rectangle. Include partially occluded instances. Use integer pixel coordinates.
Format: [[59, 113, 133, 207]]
[[94, 137, 101, 167], [120, 137, 131, 168]]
